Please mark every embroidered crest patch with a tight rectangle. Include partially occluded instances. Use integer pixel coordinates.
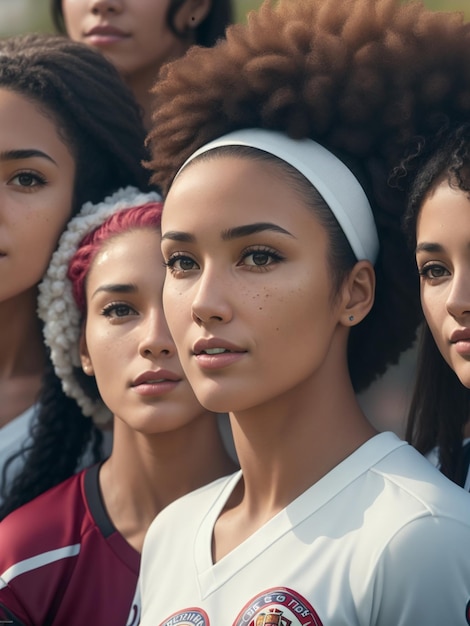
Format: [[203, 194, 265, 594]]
[[160, 608, 210, 626], [232, 588, 323, 626]]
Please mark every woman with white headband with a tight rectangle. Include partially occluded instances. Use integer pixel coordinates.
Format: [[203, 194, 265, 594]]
[[139, 0, 470, 624]]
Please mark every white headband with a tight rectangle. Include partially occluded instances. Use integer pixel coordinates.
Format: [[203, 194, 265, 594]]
[[37, 186, 162, 424], [179, 129, 379, 263]]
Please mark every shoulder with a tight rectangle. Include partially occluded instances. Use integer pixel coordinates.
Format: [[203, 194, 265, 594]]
[[0, 469, 88, 572], [373, 436, 470, 524], [365, 513, 470, 623]]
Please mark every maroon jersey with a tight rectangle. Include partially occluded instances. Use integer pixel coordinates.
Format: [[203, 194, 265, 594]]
[[0, 465, 140, 625]]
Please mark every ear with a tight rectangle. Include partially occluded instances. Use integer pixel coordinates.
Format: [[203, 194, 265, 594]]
[[79, 329, 94, 377], [176, 0, 212, 30], [338, 260, 375, 327]]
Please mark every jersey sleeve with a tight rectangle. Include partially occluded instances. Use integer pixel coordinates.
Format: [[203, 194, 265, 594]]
[[367, 514, 470, 625], [0, 474, 82, 626]]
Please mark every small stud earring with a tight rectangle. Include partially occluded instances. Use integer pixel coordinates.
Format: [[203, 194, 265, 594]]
[[348, 315, 354, 322]]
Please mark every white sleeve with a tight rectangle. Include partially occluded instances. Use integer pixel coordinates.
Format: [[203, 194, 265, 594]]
[[366, 514, 470, 625]]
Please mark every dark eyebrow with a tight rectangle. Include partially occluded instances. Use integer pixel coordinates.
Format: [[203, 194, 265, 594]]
[[221, 222, 294, 240], [162, 222, 294, 243], [0, 148, 57, 165], [91, 283, 138, 299], [415, 242, 444, 254]]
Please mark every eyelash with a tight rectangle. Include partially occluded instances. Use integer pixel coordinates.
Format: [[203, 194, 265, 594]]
[[164, 246, 285, 276], [10, 170, 48, 189], [164, 254, 197, 274], [238, 246, 285, 270], [100, 302, 137, 319], [418, 263, 450, 281]]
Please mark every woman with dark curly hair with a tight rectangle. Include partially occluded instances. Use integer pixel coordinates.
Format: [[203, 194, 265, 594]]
[[401, 124, 470, 489], [51, 0, 233, 129], [0, 33, 151, 519], [139, 0, 470, 623]]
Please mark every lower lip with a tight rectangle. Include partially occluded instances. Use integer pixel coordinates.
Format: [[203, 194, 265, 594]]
[[454, 340, 470, 357], [132, 380, 179, 397], [86, 34, 127, 46], [195, 352, 246, 370]]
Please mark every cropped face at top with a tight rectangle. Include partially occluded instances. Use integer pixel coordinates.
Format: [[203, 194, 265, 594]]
[[416, 179, 470, 389], [0, 88, 75, 305], [80, 227, 209, 433], [161, 154, 363, 414], [61, 0, 205, 80]]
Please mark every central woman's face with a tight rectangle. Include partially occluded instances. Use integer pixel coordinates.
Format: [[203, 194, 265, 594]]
[[0, 88, 75, 306], [416, 180, 470, 388], [161, 155, 348, 414], [62, 0, 192, 80]]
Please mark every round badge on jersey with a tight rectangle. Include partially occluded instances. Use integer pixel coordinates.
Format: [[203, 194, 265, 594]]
[[160, 608, 210, 626], [233, 588, 323, 626]]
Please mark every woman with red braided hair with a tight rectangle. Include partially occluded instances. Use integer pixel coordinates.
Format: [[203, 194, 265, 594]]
[[0, 188, 237, 625], [139, 0, 470, 624]]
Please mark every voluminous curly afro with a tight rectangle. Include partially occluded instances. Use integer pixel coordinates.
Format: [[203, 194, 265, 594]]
[[146, 0, 470, 392]]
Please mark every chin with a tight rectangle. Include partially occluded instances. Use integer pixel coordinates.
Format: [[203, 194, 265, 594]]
[[453, 363, 470, 390]]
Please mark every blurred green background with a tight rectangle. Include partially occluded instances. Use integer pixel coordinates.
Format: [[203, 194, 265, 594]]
[[0, 0, 468, 38]]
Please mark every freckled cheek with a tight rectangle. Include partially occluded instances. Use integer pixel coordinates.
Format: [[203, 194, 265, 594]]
[[248, 287, 300, 331]]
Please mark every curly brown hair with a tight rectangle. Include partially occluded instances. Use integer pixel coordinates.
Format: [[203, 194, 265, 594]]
[[146, 0, 470, 392]]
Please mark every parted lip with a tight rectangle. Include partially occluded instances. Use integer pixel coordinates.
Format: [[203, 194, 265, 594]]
[[450, 328, 470, 343], [85, 24, 129, 37], [193, 337, 246, 355], [131, 370, 181, 386]]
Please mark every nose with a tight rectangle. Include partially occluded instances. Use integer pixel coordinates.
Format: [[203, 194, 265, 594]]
[[446, 269, 470, 320], [191, 268, 233, 327], [90, 0, 122, 16], [139, 309, 176, 359]]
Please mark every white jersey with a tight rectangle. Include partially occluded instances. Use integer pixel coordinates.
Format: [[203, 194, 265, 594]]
[[140, 432, 470, 626]]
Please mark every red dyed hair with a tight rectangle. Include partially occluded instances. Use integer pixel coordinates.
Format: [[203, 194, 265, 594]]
[[68, 202, 163, 314]]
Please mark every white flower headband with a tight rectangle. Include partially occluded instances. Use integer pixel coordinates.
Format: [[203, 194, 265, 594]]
[[37, 186, 162, 424]]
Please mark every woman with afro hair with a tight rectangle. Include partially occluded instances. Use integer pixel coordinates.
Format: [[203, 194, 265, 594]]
[[138, 0, 470, 624]]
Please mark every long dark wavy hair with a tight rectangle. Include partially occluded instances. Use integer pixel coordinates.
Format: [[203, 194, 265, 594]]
[[0, 33, 152, 519], [400, 123, 470, 485]]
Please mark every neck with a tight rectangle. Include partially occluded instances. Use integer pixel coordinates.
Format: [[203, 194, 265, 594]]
[[125, 71, 155, 131], [0, 289, 46, 427], [229, 350, 376, 516], [99, 411, 237, 552], [123, 42, 192, 131], [0, 288, 45, 378]]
